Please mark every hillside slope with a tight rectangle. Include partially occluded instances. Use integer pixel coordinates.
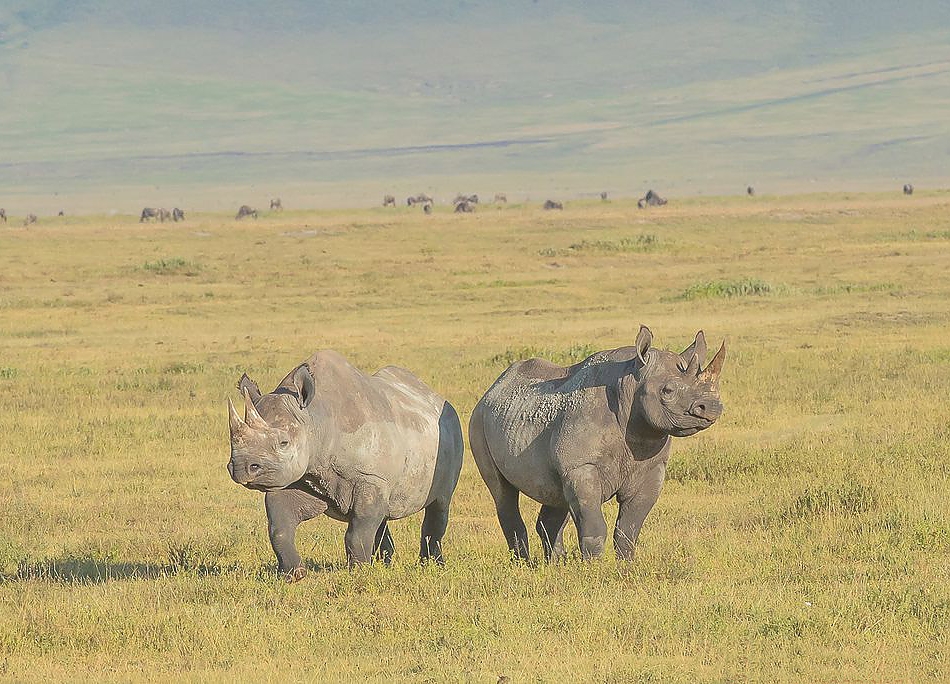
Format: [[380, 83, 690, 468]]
[[1, 1, 949, 210]]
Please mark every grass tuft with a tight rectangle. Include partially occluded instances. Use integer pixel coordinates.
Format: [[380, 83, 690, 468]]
[[141, 258, 201, 276], [785, 482, 878, 520]]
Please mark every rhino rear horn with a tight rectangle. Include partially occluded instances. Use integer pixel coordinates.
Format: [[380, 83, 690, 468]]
[[635, 325, 653, 365], [700, 341, 727, 382], [243, 387, 269, 429], [292, 365, 316, 409], [679, 330, 707, 369]]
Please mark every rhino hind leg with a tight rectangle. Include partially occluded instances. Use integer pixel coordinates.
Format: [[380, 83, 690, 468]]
[[562, 464, 608, 560], [469, 405, 530, 560], [374, 521, 395, 565], [536, 505, 570, 562], [419, 499, 450, 564]]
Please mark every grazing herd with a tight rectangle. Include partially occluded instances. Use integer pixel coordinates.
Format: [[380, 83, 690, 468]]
[[0, 184, 923, 231], [228, 327, 726, 576]]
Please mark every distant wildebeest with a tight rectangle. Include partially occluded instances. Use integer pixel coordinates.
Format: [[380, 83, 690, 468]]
[[747, 186, 755, 196], [454, 200, 475, 213], [172, 208, 185, 222], [407, 194, 433, 207], [600, 191, 608, 201], [270, 198, 283, 211], [469, 326, 725, 561], [638, 190, 667, 208], [423, 202, 433, 214], [57, 210, 65, 216], [236, 205, 258, 220], [454, 194, 478, 205], [140, 207, 161, 222], [227, 351, 464, 575], [158, 208, 172, 222], [494, 193, 507, 203], [0, 208, 6, 223], [383, 194, 396, 207], [23, 213, 37, 226], [903, 184, 914, 195], [543, 200, 563, 210]]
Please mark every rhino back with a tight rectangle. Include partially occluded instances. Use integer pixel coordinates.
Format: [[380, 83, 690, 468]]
[[294, 352, 460, 519], [478, 352, 631, 505]]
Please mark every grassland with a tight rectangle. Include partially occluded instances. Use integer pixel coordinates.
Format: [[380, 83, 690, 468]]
[[1, 193, 949, 682]]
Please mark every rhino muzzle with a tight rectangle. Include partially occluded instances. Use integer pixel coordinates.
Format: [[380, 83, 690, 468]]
[[687, 396, 723, 422]]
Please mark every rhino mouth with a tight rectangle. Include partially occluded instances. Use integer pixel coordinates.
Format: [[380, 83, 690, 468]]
[[670, 417, 715, 437]]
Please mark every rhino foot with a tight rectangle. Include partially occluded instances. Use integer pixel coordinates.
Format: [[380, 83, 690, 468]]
[[282, 566, 307, 583]]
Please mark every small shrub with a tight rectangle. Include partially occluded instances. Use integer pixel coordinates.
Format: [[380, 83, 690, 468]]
[[0, 367, 16, 379]]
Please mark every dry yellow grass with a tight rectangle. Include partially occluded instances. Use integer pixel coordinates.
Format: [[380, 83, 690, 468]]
[[1, 193, 949, 682]]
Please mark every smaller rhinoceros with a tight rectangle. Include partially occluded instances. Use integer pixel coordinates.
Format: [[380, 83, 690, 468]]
[[469, 326, 725, 561], [227, 351, 464, 579]]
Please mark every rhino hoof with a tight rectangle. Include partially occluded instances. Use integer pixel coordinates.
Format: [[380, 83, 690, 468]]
[[283, 566, 307, 583]]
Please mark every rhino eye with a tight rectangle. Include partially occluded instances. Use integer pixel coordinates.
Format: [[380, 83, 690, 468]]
[[661, 384, 675, 397], [278, 439, 290, 448]]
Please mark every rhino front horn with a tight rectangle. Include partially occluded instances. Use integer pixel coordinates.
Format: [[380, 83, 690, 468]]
[[243, 387, 269, 429], [700, 341, 727, 382], [228, 396, 246, 435]]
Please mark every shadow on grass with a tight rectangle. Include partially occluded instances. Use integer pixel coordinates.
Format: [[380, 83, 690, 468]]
[[3, 555, 353, 584], [4, 557, 180, 584]]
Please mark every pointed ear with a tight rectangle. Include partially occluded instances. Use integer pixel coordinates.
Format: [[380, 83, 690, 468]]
[[680, 330, 707, 367], [291, 365, 316, 409], [237, 374, 262, 403], [635, 325, 653, 365]]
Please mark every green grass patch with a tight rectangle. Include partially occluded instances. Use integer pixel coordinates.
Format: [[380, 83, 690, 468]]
[[540, 234, 660, 257], [489, 343, 600, 367], [679, 278, 778, 300]]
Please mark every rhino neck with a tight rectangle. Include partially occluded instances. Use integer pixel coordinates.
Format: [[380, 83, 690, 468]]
[[301, 403, 341, 478], [616, 367, 670, 461]]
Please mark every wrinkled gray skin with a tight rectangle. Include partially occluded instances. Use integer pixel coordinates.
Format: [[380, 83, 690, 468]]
[[469, 326, 725, 562], [227, 351, 463, 580]]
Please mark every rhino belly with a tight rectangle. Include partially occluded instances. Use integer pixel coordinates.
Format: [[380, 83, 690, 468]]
[[485, 421, 567, 507], [377, 419, 447, 520]]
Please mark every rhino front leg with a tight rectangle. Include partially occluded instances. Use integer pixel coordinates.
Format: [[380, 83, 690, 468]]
[[344, 483, 389, 567], [614, 459, 666, 560], [265, 488, 329, 582], [536, 505, 570, 562], [562, 464, 608, 560]]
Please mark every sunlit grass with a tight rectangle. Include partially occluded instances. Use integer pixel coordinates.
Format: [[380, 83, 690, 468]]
[[1, 193, 949, 681]]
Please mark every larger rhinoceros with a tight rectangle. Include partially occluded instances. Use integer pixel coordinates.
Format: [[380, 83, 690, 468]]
[[469, 326, 725, 561], [227, 351, 464, 578]]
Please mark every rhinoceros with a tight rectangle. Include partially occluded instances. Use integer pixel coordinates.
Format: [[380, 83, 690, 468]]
[[227, 351, 464, 579], [469, 326, 725, 561]]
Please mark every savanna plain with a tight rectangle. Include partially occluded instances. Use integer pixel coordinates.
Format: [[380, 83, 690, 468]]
[[1, 193, 948, 682]]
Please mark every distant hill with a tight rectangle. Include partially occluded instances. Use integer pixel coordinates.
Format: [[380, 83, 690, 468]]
[[2, 1, 950, 212]]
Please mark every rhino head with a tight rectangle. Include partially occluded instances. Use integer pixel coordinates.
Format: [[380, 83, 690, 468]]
[[632, 325, 726, 437], [226, 365, 316, 491]]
